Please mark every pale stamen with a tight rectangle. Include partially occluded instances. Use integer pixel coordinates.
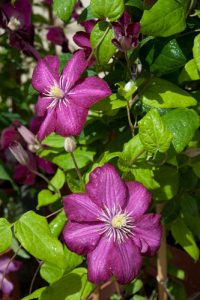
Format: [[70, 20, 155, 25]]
[[7, 17, 21, 31]]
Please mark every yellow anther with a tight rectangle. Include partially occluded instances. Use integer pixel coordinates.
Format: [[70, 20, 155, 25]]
[[111, 214, 127, 229], [7, 17, 21, 31], [50, 86, 64, 98]]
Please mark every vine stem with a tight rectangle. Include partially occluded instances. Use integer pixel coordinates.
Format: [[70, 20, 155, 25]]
[[29, 261, 42, 294], [70, 152, 85, 188], [126, 100, 135, 135], [156, 203, 168, 300], [125, 51, 132, 78], [0, 245, 22, 291]]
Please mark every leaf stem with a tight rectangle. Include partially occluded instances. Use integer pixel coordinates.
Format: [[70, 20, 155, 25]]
[[46, 208, 63, 219], [125, 51, 132, 78], [126, 101, 135, 135], [70, 152, 85, 188], [29, 261, 42, 294]]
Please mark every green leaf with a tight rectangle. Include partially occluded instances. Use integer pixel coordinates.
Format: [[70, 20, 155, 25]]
[[0, 218, 12, 253], [131, 165, 160, 190], [125, 279, 143, 295], [53, 148, 95, 170], [0, 162, 12, 181], [53, 0, 76, 23], [141, 78, 197, 108], [21, 287, 46, 300], [179, 59, 200, 83], [150, 39, 186, 75], [171, 218, 199, 261], [14, 211, 65, 267], [66, 170, 85, 193], [193, 33, 200, 72], [118, 135, 145, 172], [42, 133, 65, 148], [49, 209, 66, 238], [162, 108, 199, 153], [37, 189, 59, 209], [90, 21, 116, 65], [90, 0, 124, 21], [40, 268, 94, 300], [63, 245, 83, 274], [138, 109, 172, 154], [141, 0, 189, 37], [153, 166, 179, 201], [48, 168, 65, 191], [11, 237, 30, 259]]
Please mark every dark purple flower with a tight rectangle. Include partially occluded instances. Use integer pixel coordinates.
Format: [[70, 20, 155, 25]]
[[0, 0, 40, 60], [63, 163, 162, 284], [0, 255, 21, 296], [112, 11, 140, 52], [73, 20, 96, 60], [47, 26, 69, 53], [32, 50, 112, 141], [72, 0, 83, 21]]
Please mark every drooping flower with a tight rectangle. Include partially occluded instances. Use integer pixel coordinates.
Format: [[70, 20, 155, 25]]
[[32, 50, 111, 141], [112, 11, 140, 52], [47, 27, 69, 53], [0, 255, 22, 296], [0, 0, 39, 60], [63, 163, 162, 284], [73, 20, 96, 60]]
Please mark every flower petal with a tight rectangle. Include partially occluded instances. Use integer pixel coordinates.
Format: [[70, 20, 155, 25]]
[[132, 214, 162, 256], [87, 237, 113, 284], [55, 101, 88, 136], [37, 109, 56, 141], [63, 221, 103, 255], [68, 77, 112, 108], [32, 56, 59, 93], [111, 238, 142, 284], [73, 32, 91, 49], [13, 164, 36, 185], [64, 193, 102, 222], [0, 274, 13, 295], [81, 20, 96, 33], [61, 50, 88, 91], [125, 182, 152, 219], [86, 164, 127, 210], [35, 96, 53, 116]]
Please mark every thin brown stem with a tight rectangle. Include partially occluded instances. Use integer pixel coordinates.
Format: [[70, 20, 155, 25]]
[[129, 76, 153, 108], [29, 261, 42, 294], [70, 152, 85, 188], [156, 204, 168, 300], [125, 51, 132, 78], [114, 280, 122, 297], [126, 101, 134, 135], [46, 208, 63, 219], [129, 149, 146, 165]]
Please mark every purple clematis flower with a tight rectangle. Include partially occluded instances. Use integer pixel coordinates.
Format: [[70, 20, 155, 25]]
[[47, 26, 69, 53], [73, 20, 96, 60], [112, 11, 140, 52], [63, 163, 162, 284], [0, 0, 40, 60], [0, 255, 22, 296], [32, 50, 111, 141]]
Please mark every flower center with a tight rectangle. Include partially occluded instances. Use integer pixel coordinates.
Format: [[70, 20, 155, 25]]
[[111, 213, 127, 228], [7, 17, 21, 31], [50, 86, 64, 98]]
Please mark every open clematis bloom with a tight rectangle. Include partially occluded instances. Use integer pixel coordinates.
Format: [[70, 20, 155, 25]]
[[0, 255, 22, 296], [112, 11, 140, 52], [47, 27, 69, 53], [32, 50, 111, 141], [63, 163, 162, 284]]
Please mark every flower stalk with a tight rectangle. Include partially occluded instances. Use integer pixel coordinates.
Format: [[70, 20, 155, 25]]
[[70, 152, 85, 188]]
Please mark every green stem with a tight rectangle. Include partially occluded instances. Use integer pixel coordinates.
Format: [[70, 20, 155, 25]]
[[29, 261, 42, 294], [126, 101, 134, 135], [125, 51, 132, 78], [70, 152, 85, 188]]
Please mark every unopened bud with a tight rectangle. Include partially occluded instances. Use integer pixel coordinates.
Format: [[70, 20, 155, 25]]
[[64, 137, 76, 153], [9, 142, 30, 166], [17, 125, 35, 145]]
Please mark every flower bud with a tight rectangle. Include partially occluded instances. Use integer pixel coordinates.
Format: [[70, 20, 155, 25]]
[[64, 137, 76, 153], [9, 142, 30, 166]]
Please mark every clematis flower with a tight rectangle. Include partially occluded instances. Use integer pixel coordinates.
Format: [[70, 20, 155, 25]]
[[73, 20, 96, 60], [112, 11, 140, 52], [32, 50, 111, 141], [63, 163, 162, 284], [47, 27, 69, 53], [0, 255, 22, 296], [0, 0, 39, 60]]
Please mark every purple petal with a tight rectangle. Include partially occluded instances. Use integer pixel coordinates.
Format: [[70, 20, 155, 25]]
[[35, 96, 52, 116], [125, 182, 152, 219], [87, 237, 113, 284], [112, 22, 124, 38], [63, 221, 103, 255], [0, 274, 13, 295], [73, 32, 91, 49], [68, 77, 112, 108], [13, 0, 32, 26], [37, 109, 56, 141], [32, 56, 59, 93], [132, 214, 162, 256], [13, 164, 36, 185], [86, 164, 127, 210], [120, 11, 132, 26], [81, 20, 96, 33], [111, 238, 142, 284], [55, 102, 88, 136], [61, 50, 88, 92], [0, 127, 21, 149], [30, 116, 44, 134], [37, 157, 55, 174], [47, 26, 68, 47], [64, 193, 102, 222], [127, 23, 140, 37]]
